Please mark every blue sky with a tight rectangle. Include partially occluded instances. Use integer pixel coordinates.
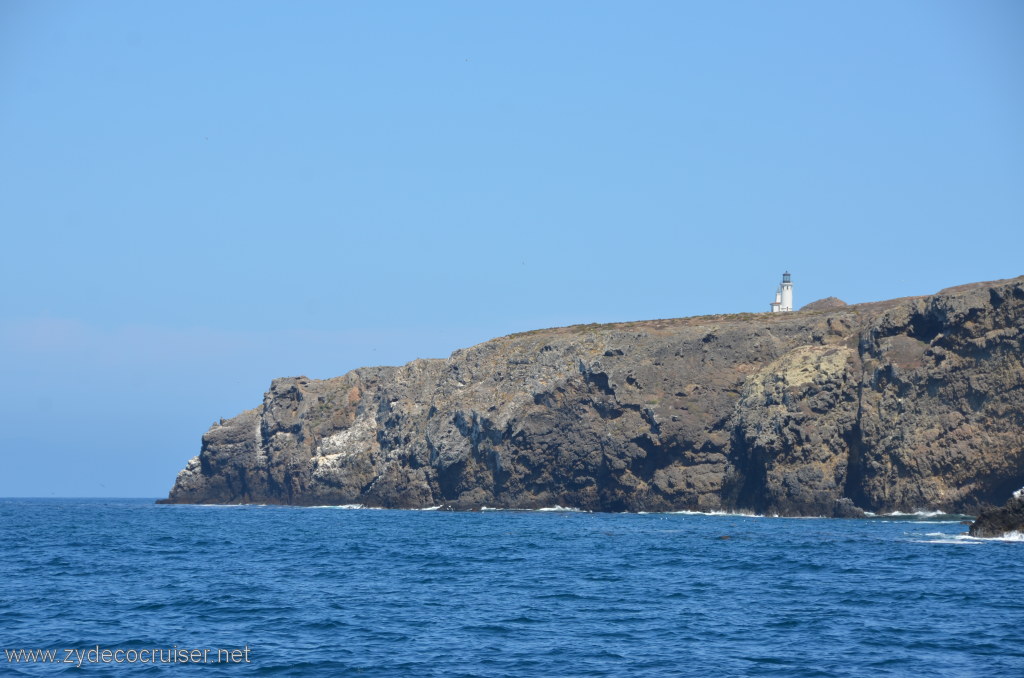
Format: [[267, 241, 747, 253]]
[[2, 1, 1022, 497]]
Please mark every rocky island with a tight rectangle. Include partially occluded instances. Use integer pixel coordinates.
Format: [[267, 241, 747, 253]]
[[160, 276, 1024, 518]]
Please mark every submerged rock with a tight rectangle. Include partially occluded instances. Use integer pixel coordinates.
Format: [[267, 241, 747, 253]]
[[969, 489, 1024, 538], [160, 276, 1024, 516]]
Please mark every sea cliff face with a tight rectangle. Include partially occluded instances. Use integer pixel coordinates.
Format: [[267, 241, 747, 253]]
[[160, 277, 1024, 515]]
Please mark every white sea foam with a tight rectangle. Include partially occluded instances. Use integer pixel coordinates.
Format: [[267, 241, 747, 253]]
[[971, 530, 1024, 542], [871, 510, 971, 523], [912, 531, 1024, 544], [913, 540, 983, 548], [303, 504, 382, 510], [415, 505, 445, 511], [478, 505, 588, 512], [665, 509, 766, 518], [881, 510, 948, 518], [175, 504, 248, 508], [914, 537, 982, 545]]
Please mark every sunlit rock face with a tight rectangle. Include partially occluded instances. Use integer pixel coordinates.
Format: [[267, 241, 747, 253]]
[[160, 276, 1024, 516]]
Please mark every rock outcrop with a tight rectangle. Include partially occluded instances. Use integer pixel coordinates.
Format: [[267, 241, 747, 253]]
[[801, 297, 847, 311], [160, 276, 1024, 516], [969, 489, 1024, 538]]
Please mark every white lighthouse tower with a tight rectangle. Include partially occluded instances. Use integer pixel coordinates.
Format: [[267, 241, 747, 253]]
[[770, 272, 794, 312]]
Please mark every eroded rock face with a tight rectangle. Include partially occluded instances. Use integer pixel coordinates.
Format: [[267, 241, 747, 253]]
[[159, 276, 1024, 515], [969, 490, 1024, 538]]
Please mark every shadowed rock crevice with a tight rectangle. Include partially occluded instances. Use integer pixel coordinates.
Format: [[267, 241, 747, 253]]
[[160, 276, 1024, 516], [720, 429, 769, 515]]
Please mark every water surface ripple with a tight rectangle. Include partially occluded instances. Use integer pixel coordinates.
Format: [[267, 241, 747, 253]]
[[1, 500, 1020, 677]]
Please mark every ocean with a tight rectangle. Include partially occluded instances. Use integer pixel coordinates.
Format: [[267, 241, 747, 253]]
[[1, 499, 1021, 677]]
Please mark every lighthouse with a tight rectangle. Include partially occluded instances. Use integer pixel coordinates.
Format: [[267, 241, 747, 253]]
[[770, 272, 794, 312]]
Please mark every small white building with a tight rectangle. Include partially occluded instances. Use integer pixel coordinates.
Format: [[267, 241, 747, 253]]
[[770, 272, 793, 312]]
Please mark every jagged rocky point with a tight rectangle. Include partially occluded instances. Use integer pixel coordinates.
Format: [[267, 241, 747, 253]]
[[160, 276, 1024, 524], [969, 487, 1024, 538]]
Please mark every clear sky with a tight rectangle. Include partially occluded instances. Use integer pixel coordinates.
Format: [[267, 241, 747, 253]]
[[1, 1, 1022, 497]]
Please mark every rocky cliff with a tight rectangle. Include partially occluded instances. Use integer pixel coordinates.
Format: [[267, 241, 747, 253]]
[[160, 276, 1024, 516]]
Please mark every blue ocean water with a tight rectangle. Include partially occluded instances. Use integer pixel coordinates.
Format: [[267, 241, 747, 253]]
[[1, 500, 1021, 677]]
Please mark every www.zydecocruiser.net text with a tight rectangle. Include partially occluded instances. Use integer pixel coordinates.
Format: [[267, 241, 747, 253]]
[[5, 645, 252, 667]]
